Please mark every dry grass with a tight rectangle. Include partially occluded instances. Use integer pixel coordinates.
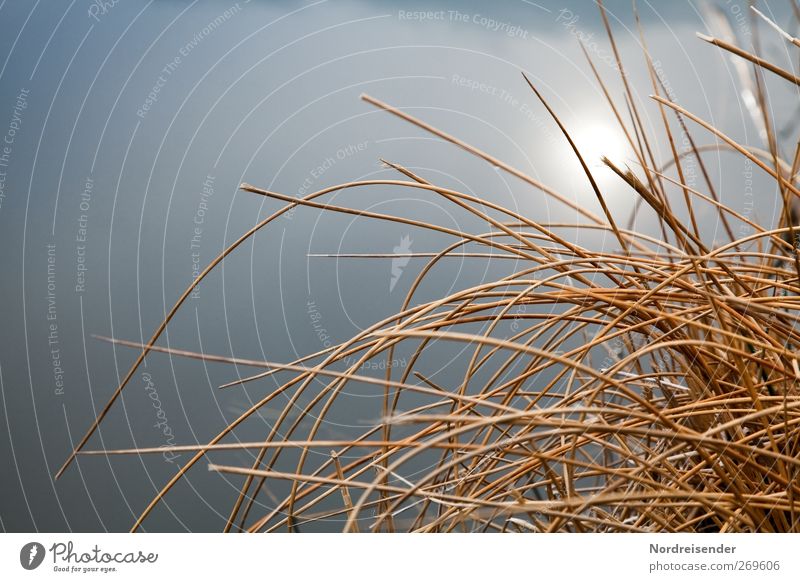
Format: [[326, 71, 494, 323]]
[[61, 3, 800, 532]]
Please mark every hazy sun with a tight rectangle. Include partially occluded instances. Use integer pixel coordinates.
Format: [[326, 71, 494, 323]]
[[571, 122, 631, 170]]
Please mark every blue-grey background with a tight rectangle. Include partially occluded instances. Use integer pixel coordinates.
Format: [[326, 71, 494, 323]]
[[0, 0, 795, 531]]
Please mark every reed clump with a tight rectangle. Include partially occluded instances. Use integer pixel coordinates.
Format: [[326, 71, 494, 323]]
[[64, 4, 800, 532]]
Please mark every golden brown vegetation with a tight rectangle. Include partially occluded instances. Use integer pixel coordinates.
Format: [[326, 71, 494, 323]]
[[62, 3, 800, 532]]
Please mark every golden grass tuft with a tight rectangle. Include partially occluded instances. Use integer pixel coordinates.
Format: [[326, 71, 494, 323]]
[[64, 3, 800, 532]]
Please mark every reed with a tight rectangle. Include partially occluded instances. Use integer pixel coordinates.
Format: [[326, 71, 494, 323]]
[[66, 3, 800, 532]]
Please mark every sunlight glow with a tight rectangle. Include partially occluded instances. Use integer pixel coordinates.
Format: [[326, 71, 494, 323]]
[[572, 122, 632, 170]]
